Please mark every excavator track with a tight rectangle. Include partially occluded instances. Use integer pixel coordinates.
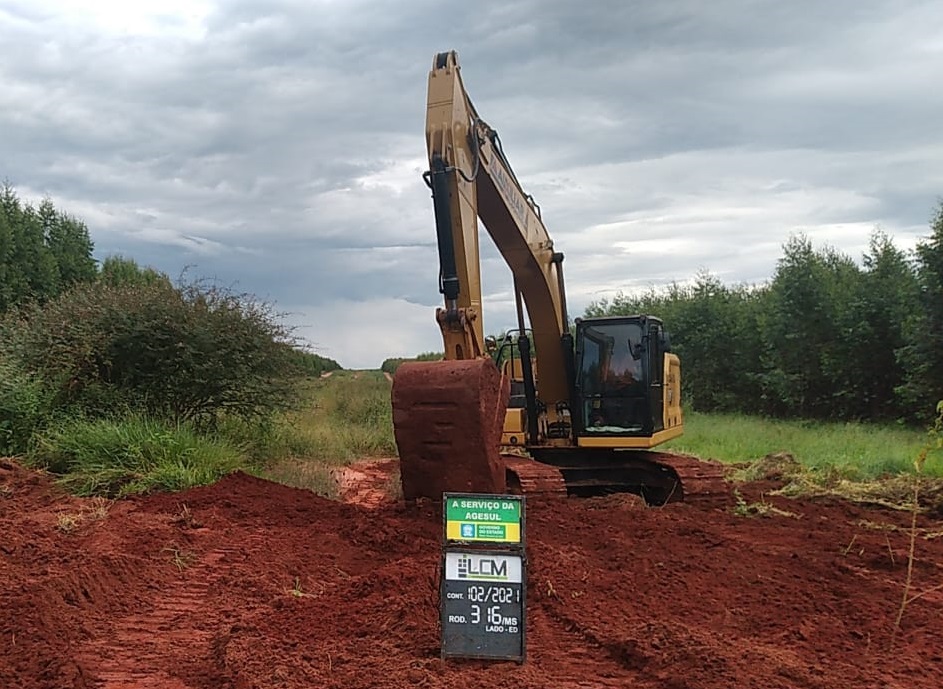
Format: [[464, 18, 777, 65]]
[[502, 455, 567, 497], [643, 451, 730, 505], [507, 448, 730, 506]]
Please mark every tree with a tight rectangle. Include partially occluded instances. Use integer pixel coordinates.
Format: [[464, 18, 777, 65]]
[[898, 203, 943, 419], [381, 351, 443, 374], [0, 185, 96, 310], [98, 255, 169, 287], [41, 199, 97, 287], [857, 231, 920, 419], [758, 235, 869, 418], [585, 276, 766, 412]]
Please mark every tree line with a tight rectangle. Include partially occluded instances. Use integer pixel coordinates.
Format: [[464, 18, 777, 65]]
[[380, 351, 443, 374], [0, 184, 340, 374], [0, 183, 98, 310], [588, 203, 943, 424]]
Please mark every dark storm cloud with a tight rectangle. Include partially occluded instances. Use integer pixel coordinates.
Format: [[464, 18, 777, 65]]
[[2, 0, 942, 365]]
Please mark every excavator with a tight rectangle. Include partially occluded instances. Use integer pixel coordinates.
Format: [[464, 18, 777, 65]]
[[391, 51, 726, 504]]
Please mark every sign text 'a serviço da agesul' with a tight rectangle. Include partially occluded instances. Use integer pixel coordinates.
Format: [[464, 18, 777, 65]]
[[444, 493, 523, 544]]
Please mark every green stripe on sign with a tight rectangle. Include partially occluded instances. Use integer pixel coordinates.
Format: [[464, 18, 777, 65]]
[[446, 497, 520, 524]]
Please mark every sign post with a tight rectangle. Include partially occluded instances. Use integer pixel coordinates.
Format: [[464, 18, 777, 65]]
[[440, 493, 526, 662]]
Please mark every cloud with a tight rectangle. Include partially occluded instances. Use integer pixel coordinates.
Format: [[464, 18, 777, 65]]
[[285, 297, 441, 369], [2, 0, 942, 368]]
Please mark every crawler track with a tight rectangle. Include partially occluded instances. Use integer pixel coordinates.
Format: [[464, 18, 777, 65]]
[[503, 455, 568, 497], [521, 447, 731, 505], [644, 451, 731, 504]]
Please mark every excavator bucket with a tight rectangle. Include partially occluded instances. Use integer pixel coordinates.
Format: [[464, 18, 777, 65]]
[[391, 358, 510, 501]]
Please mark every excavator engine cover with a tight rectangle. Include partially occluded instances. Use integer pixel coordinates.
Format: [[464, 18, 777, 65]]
[[392, 358, 510, 501]]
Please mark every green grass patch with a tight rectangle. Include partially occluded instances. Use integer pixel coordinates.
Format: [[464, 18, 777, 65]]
[[29, 416, 248, 496], [664, 411, 941, 479], [273, 371, 395, 462], [252, 370, 397, 495], [17, 370, 398, 500], [0, 356, 52, 456]]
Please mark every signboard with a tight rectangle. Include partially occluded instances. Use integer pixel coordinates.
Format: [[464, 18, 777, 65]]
[[444, 493, 524, 544], [441, 550, 525, 661]]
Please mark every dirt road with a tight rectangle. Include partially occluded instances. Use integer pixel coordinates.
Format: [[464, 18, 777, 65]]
[[2, 459, 942, 689]]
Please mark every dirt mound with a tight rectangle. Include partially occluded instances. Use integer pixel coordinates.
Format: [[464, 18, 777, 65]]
[[2, 460, 942, 689]]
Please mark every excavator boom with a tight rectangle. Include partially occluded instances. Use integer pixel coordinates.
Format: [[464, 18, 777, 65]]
[[422, 50, 570, 410]]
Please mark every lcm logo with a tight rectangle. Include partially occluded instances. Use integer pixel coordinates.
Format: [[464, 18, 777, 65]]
[[457, 554, 509, 580]]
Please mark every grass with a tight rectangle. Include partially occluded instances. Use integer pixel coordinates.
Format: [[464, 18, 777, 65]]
[[669, 408, 943, 514], [30, 416, 247, 497], [286, 576, 320, 599], [20, 370, 397, 499], [23, 366, 936, 508], [254, 370, 396, 497], [55, 513, 81, 533], [731, 489, 799, 519], [171, 503, 202, 529], [52, 497, 112, 534], [162, 543, 197, 572], [261, 459, 340, 499], [664, 411, 942, 479]]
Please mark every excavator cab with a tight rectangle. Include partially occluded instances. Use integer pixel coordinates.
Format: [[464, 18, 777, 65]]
[[573, 315, 680, 443], [483, 318, 681, 450]]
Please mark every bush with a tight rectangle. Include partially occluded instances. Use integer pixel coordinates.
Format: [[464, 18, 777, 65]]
[[0, 357, 51, 455], [0, 278, 298, 425], [29, 416, 246, 496]]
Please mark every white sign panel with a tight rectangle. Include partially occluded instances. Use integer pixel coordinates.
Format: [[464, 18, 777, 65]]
[[444, 551, 523, 583]]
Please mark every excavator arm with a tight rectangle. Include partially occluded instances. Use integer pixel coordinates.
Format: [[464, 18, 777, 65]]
[[391, 50, 573, 500], [424, 51, 571, 412]]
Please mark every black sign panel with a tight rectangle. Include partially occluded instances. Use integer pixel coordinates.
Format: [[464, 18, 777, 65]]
[[440, 549, 526, 661]]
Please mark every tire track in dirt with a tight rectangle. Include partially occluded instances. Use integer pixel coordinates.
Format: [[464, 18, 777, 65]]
[[523, 606, 645, 688], [7, 464, 943, 689], [74, 531, 270, 688]]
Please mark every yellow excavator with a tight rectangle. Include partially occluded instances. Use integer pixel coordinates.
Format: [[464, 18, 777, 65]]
[[391, 51, 725, 504]]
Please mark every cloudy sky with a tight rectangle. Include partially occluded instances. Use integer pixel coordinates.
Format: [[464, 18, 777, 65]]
[[2, 0, 942, 367]]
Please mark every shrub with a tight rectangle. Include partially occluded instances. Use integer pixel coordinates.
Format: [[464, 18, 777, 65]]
[[1, 278, 298, 425], [0, 357, 51, 455]]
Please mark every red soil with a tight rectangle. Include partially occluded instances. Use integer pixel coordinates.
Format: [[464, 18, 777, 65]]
[[336, 458, 399, 508], [2, 457, 942, 689]]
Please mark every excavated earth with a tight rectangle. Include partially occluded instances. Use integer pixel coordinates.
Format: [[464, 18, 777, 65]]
[[2, 456, 943, 689]]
